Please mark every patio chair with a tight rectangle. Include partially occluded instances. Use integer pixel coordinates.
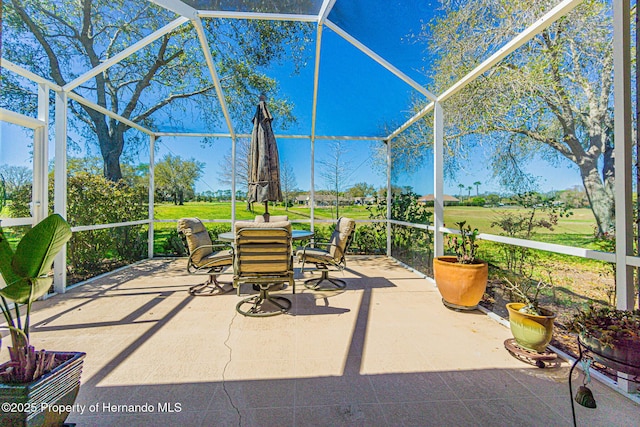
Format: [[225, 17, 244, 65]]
[[177, 218, 233, 296], [233, 220, 295, 317], [296, 217, 356, 290]]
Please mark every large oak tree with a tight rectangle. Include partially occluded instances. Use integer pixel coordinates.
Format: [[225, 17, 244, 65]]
[[2, 0, 310, 181], [407, 0, 615, 235]]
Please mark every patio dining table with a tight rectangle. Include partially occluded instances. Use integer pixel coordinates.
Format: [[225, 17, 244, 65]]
[[217, 229, 314, 242]]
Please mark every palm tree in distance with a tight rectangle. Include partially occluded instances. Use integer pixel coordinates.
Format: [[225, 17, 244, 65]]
[[467, 186, 473, 201], [458, 183, 465, 199], [474, 181, 481, 196]]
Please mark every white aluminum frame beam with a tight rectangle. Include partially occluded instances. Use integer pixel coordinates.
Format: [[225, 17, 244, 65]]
[[148, 134, 156, 259], [0, 108, 44, 129], [148, 0, 198, 19], [53, 91, 68, 293], [64, 17, 190, 92], [67, 92, 154, 135], [191, 15, 237, 221], [153, 132, 384, 140], [325, 20, 437, 101], [199, 11, 317, 22], [433, 102, 444, 257], [309, 19, 327, 232], [387, 102, 435, 141], [613, 0, 634, 314], [318, 0, 338, 24], [0, 59, 62, 91], [34, 84, 50, 224], [192, 17, 236, 139], [386, 139, 392, 256], [0, 106, 47, 227], [387, 0, 581, 143], [437, 0, 583, 104]]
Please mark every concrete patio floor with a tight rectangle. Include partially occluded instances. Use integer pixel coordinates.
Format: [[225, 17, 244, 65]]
[[6, 256, 639, 426]]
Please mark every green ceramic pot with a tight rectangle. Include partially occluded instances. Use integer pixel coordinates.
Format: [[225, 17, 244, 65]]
[[506, 302, 555, 353]]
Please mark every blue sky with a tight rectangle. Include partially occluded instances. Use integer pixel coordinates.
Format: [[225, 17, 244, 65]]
[[0, 0, 585, 197]]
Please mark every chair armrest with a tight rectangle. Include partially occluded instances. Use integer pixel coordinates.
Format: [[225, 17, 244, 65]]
[[188, 242, 233, 262], [297, 241, 333, 260], [300, 239, 333, 249]]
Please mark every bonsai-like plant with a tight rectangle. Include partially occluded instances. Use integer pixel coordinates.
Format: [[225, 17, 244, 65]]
[[569, 305, 640, 348], [502, 278, 552, 316], [447, 221, 479, 264], [0, 214, 72, 383]]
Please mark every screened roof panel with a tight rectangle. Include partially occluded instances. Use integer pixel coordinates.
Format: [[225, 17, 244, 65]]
[[2, 0, 176, 83], [182, 0, 324, 14], [313, 28, 422, 138], [328, 0, 439, 88]]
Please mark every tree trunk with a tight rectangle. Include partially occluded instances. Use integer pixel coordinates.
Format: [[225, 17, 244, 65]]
[[580, 160, 615, 236], [97, 125, 125, 182]]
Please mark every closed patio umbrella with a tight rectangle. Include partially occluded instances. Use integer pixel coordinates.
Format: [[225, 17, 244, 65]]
[[247, 95, 282, 218]]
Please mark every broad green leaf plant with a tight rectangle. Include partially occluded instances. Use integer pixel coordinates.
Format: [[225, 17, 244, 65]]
[[0, 214, 72, 383]]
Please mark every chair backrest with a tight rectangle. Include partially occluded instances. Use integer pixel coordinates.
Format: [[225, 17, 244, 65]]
[[177, 218, 213, 264], [328, 217, 356, 261], [254, 214, 288, 223], [234, 220, 292, 276]]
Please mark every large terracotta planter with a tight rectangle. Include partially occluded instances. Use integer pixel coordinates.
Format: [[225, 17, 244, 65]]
[[506, 302, 555, 353], [579, 332, 640, 376], [0, 351, 85, 427], [433, 256, 488, 310]]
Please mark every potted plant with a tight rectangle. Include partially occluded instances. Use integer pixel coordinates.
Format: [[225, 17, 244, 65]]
[[503, 278, 556, 353], [433, 221, 488, 310], [0, 213, 86, 427], [569, 305, 640, 376]]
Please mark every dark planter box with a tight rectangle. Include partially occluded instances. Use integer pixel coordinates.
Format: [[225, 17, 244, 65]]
[[0, 351, 86, 427], [580, 333, 640, 377]]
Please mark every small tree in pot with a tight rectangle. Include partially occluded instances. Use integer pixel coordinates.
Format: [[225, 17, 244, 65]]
[[503, 278, 556, 353], [433, 221, 488, 310]]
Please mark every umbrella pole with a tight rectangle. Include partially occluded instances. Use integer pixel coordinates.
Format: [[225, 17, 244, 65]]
[[264, 201, 269, 221]]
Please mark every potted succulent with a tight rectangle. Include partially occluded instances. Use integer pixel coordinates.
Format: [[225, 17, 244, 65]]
[[503, 278, 556, 353], [569, 305, 640, 376], [433, 221, 488, 310], [0, 213, 86, 426]]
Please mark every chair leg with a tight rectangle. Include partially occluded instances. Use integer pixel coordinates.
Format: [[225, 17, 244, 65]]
[[236, 285, 291, 317], [189, 274, 233, 296], [304, 270, 346, 290]]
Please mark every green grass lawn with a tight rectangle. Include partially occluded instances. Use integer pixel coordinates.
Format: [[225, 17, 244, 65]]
[[154, 202, 599, 248], [153, 202, 372, 224]]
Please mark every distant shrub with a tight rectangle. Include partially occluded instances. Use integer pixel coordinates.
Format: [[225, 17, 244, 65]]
[[12, 172, 148, 281], [365, 192, 434, 272], [471, 197, 485, 206]]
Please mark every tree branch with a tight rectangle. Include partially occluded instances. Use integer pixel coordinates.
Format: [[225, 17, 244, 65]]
[[9, 0, 67, 86], [119, 35, 182, 120], [129, 85, 216, 125], [493, 125, 576, 163]]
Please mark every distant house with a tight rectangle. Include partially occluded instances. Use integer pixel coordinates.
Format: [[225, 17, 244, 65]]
[[294, 193, 354, 206], [295, 194, 309, 205], [417, 194, 460, 206], [353, 196, 376, 205]]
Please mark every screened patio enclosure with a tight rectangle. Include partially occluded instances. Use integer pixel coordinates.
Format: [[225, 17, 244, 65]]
[[0, 0, 636, 392]]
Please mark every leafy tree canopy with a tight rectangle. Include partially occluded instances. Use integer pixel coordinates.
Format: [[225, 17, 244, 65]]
[[3, 0, 312, 181], [394, 0, 614, 235]]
